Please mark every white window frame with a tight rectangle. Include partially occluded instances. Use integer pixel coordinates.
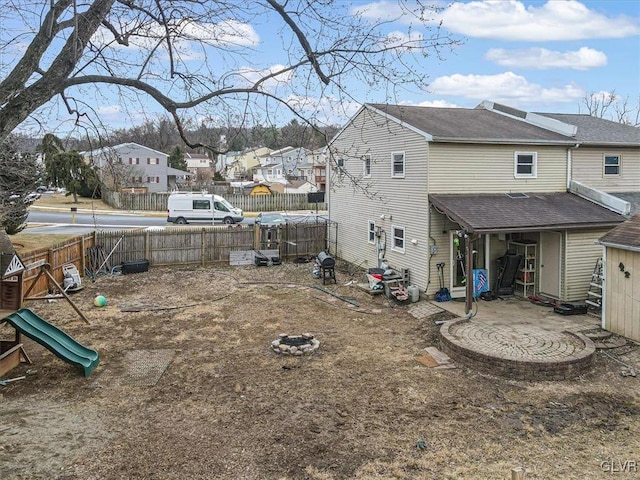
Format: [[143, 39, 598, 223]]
[[363, 154, 371, 178], [368, 220, 376, 244], [514, 152, 537, 178], [391, 152, 405, 178], [603, 154, 621, 176], [392, 225, 405, 253]]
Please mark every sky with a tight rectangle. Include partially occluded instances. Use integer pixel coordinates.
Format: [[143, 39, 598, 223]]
[[3, 0, 640, 134], [380, 0, 640, 113]]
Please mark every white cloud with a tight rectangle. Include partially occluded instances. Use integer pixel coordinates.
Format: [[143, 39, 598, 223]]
[[231, 64, 293, 90], [177, 19, 260, 47], [96, 105, 122, 116], [441, 0, 640, 41], [485, 47, 607, 70], [429, 72, 585, 103], [413, 99, 461, 108], [351, 1, 445, 24], [383, 30, 425, 51], [94, 19, 259, 54], [286, 95, 361, 126]]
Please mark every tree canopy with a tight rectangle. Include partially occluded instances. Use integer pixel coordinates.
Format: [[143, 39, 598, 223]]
[[0, 1, 458, 152], [0, 136, 39, 233]]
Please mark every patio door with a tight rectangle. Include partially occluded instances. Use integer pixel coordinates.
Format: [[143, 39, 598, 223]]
[[539, 231, 561, 298], [449, 232, 487, 298]]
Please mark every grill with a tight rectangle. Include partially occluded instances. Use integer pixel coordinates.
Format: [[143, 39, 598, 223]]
[[316, 251, 336, 284], [317, 251, 335, 268]]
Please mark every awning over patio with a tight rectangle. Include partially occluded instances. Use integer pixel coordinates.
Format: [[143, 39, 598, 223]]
[[429, 192, 625, 234]]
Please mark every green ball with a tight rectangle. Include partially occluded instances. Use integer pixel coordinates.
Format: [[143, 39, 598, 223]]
[[94, 295, 107, 307]]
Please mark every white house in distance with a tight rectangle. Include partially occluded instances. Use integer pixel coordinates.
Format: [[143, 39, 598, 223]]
[[83, 142, 193, 193], [184, 152, 214, 185]]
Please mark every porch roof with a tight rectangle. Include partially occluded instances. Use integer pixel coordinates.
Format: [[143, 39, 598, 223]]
[[429, 192, 625, 234], [598, 214, 640, 252]]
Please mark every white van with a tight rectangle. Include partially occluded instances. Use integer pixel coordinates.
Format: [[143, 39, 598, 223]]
[[167, 192, 244, 225]]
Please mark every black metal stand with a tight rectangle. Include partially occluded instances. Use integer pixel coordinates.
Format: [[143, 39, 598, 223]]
[[321, 266, 336, 284]]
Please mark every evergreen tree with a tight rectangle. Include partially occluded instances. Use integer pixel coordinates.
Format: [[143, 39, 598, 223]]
[[168, 146, 187, 171]]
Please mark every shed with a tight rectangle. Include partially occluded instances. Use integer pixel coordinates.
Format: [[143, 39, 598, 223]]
[[247, 183, 273, 196], [598, 214, 640, 342]]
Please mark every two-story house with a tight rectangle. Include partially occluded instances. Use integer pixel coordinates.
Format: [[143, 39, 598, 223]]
[[185, 152, 213, 185], [84, 142, 193, 193], [328, 102, 639, 305], [225, 147, 272, 180]]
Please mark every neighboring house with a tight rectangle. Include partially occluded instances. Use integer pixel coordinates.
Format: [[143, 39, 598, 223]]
[[328, 102, 639, 304], [253, 162, 286, 184], [269, 180, 318, 194], [598, 214, 640, 343], [83, 142, 193, 193], [226, 147, 272, 180], [184, 152, 213, 186], [309, 148, 328, 191]]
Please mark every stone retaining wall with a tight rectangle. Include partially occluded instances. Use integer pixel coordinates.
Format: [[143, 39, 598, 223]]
[[439, 319, 596, 381]]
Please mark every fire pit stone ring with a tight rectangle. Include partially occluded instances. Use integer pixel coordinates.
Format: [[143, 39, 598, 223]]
[[271, 333, 320, 355]]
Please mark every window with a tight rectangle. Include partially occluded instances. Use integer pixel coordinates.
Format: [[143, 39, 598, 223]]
[[337, 158, 345, 169], [128, 157, 133, 165], [368, 221, 376, 244], [214, 201, 229, 212], [392, 226, 405, 252], [147, 157, 151, 165], [391, 152, 405, 178], [604, 155, 620, 175], [363, 155, 371, 177], [193, 200, 210, 210], [147, 176, 159, 183], [135, 157, 140, 165], [514, 152, 537, 178]]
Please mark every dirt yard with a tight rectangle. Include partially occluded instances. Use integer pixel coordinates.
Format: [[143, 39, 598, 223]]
[[1, 261, 639, 479]]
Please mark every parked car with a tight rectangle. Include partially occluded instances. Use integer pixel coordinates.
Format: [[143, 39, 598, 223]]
[[255, 212, 286, 226], [166, 192, 244, 225]]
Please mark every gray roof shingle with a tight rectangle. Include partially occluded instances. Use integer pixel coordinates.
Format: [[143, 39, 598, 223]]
[[598, 214, 640, 250], [537, 113, 640, 145], [367, 104, 574, 143], [429, 192, 625, 233]]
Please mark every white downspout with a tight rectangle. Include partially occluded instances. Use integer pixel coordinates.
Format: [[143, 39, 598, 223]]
[[567, 143, 581, 189]]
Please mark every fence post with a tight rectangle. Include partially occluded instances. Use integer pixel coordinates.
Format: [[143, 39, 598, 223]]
[[201, 228, 205, 267], [81, 235, 86, 275], [145, 230, 151, 261], [511, 467, 525, 480]]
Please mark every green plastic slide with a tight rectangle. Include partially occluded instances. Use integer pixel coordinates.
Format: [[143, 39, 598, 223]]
[[3, 308, 99, 377]]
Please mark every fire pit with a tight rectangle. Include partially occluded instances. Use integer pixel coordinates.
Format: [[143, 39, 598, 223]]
[[271, 333, 320, 356]]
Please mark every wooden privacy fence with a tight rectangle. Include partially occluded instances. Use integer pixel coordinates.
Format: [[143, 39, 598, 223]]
[[19, 223, 330, 296], [94, 223, 330, 268], [102, 190, 327, 213], [20, 234, 95, 298]]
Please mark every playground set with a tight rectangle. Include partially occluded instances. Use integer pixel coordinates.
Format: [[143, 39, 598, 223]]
[[0, 231, 99, 379]]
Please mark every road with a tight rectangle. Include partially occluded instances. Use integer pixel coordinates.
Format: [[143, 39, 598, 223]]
[[26, 210, 327, 234]]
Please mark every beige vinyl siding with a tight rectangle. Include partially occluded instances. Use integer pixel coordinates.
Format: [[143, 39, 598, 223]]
[[429, 144, 567, 193], [563, 229, 611, 301], [604, 247, 640, 342], [329, 108, 431, 291], [571, 147, 640, 192]]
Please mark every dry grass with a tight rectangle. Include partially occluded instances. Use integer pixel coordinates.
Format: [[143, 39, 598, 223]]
[[32, 192, 116, 211], [11, 233, 75, 254], [1, 262, 639, 479]]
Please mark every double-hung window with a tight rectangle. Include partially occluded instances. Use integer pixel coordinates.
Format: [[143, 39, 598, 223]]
[[392, 226, 405, 252], [514, 152, 537, 178], [363, 155, 371, 178], [368, 221, 376, 244], [603, 155, 620, 175], [391, 152, 405, 178]]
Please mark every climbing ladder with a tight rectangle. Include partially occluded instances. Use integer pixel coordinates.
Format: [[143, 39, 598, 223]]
[[586, 258, 603, 309]]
